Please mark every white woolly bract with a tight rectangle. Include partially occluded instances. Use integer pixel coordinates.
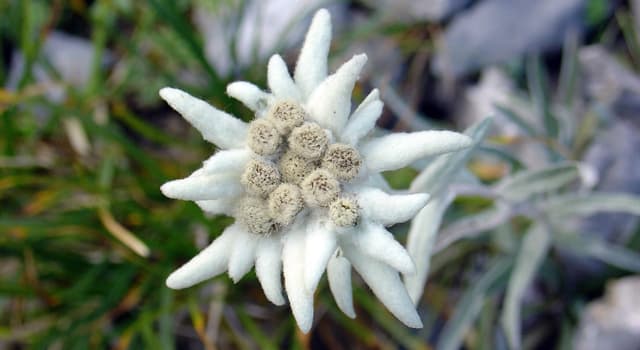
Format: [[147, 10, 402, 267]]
[[166, 224, 238, 289], [283, 224, 314, 333], [160, 173, 243, 201], [255, 237, 285, 306], [268, 54, 301, 101], [341, 97, 383, 146], [304, 220, 337, 291], [306, 54, 367, 134], [348, 222, 416, 275], [195, 198, 236, 216], [361, 130, 473, 172], [327, 255, 356, 318], [159, 87, 247, 149], [228, 230, 258, 283], [201, 149, 251, 174], [342, 242, 423, 328], [226, 81, 270, 113], [294, 9, 331, 98], [357, 188, 430, 226]]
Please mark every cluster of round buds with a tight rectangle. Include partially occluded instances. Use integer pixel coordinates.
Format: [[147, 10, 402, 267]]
[[238, 100, 364, 234]]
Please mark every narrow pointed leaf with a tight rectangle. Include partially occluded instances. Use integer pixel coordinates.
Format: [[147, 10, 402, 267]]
[[501, 224, 551, 350], [495, 163, 580, 202]]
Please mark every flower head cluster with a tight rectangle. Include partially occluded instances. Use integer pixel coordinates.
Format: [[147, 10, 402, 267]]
[[160, 9, 472, 332]]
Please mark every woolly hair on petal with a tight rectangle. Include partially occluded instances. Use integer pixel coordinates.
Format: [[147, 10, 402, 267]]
[[166, 225, 239, 289], [357, 188, 430, 226], [226, 81, 270, 112], [227, 230, 258, 283], [255, 237, 285, 306], [348, 222, 416, 275], [160, 173, 243, 201], [304, 220, 338, 291], [283, 223, 314, 333], [195, 198, 236, 216], [306, 54, 368, 134], [159, 88, 247, 149], [267, 55, 302, 101], [361, 130, 473, 172], [294, 8, 331, 98], [342, 243, 423, 328], [200, 149, 252, 174], [341, 97, 383, 146], [327, 254, 356, 318]]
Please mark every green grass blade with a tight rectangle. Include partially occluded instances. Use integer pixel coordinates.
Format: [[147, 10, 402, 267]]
[[437, 257, 511, 350]]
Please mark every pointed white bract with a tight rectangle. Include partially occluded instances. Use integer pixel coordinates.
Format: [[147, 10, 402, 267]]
[[283, 226, 314, 333], [347, 223, 416, 275], [195, 198, 236, 216], [160, 174, 243, 201], [255, 237, 285, 306], [228, 230, 258, 282], [306, 54, 367, 133], [358, 188, 430, 226], [304, 220, 337, 291], [166, 225, 238, 289], [327, 254, 356, 318], [341, 97, 383, 145], [268, 55, 301, 101], [201, 149, 252, 174], [160, 7, 474, 333], [226, 81, 270, 112], [294, 9, 331, 98], [361, 131, 473, 172], [159, 88, 247, 149], [343, 244, 423, 328]]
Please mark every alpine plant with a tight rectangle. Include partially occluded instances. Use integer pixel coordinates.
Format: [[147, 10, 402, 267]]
[[160, 8, 472, 332]]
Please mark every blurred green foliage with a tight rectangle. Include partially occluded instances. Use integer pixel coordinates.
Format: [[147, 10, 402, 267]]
[[2, 0, 640, 349]]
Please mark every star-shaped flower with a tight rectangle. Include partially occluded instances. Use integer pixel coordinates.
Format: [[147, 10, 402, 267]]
[[160, 9, 472, 332]]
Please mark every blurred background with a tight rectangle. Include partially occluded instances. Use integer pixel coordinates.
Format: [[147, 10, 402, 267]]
[[2, 0, 640, 349]]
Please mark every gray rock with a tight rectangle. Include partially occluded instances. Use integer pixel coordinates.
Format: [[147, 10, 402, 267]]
[[361, 0, 470, 22], [580, 121, 640, 243], [574, 276, 640, 350], [580, 45, 640, 123], [433, 0, 587, 78]]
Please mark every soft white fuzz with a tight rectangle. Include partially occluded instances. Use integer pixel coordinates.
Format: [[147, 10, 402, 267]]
[[283, 225, 314, 333], [160, 174, 242, 201], [255, 237, 285, 305], [160, 8, 472, 333], [166, 225, 238, 289], [304, 220, 337, 291], [361, 130, 472, 172], [341, 93, 383, 146], [327, 254, 356, 318], [343, 242, 423, 328], [306, 54, 367, 133], [357, 188, 431, 226], [294, 8, 331, 98], [201, 149, 251, 174], [195, 198, 236, 216], [159, 87, 247, 149], [226, 81, 270, 112], [268, 55, 301, 101]]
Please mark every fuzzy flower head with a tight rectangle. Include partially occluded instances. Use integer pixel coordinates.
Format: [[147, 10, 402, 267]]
[[160, 9, 472, 332]]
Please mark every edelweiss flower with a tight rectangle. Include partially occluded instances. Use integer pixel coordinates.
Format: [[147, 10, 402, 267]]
[[160, 9, 472, 332]]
